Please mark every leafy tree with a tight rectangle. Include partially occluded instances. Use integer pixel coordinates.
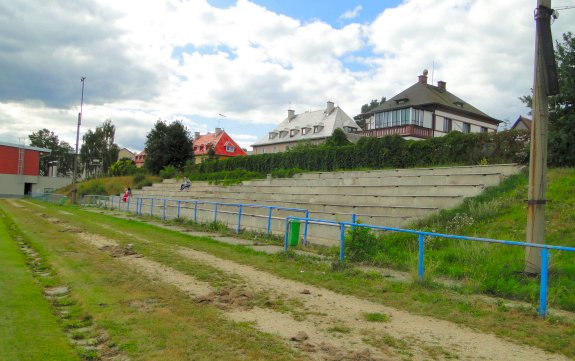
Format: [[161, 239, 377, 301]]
[[79, 119, 120, 177], [108, 159, 137, 176], [144, 120, 193, 174], [324, 128, 351, 147], [521, 32, 575, 166], [28, 129, 74, 176], [355, 97, 386, 130]]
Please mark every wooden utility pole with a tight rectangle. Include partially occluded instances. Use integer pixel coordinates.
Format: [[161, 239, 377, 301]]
[[525, 0, 558, 274]]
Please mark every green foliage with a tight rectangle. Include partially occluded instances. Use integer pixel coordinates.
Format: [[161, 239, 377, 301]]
[[108, 159, 137, 176], [77, 180, 107, 197], [194, 130, 529, 175], [159, 165, 178, 179], [28, 128, 74, 176], [345, 225, 383, 262], [323, 128, 351, 147], [145, 120, 194, 174], [79, 119, 120, 177], [521, 32, 575, 166], [188, 169, 265, 184], [270, 168, 304, 178]]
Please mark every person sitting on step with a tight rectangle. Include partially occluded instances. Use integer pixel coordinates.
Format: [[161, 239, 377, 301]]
[[179, 177, 191, 191]]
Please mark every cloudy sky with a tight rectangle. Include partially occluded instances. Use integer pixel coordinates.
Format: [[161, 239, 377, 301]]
[[1, 0, 573, 153]]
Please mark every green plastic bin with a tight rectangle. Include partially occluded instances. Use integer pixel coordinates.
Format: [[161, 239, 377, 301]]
[[288, 219, 301, 247]]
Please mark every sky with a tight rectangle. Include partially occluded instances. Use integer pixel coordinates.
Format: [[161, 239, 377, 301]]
[[1, 0, 574, 153]]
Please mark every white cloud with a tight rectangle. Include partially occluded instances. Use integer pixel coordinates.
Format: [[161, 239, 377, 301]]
[[339, 5, 363, 21], [0, 0, 573, 152]]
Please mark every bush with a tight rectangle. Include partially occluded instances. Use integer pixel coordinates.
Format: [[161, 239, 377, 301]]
[[77, 180, 107, 197], [108, 159, 137, 176], [159, 165, 178, 179], [192, 130, 530, 175], [345, 225, 383, 262]]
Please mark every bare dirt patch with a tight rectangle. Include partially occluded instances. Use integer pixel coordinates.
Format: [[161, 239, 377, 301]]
[[177, 247, 570, 361]]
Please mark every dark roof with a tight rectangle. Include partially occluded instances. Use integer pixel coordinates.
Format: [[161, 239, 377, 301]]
[[510, 116, 532, 130], [368, 81, 501, 125]]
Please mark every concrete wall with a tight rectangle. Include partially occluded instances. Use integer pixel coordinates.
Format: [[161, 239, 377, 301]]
[[0, 174, 72, 196]]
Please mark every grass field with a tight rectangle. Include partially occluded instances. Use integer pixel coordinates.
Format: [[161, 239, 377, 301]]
[[1, 194, 574, 359], [0, 210, 79, 361]]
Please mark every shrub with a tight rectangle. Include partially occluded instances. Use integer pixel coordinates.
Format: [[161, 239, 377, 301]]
[[159, 165, 178, 179], [345, 225, 382, 262]]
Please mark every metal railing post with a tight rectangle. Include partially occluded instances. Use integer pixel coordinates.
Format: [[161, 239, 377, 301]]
[[339, 223, 345, 262], [177, 200, 181, 219], [284, 218, 290, 252], [267, 207, 273, 234], [236, 205, 243, 234], [538, 247, 549, 318], [162, 199, 167, 220], [213, 203, 218, 223], [194, 201, 198, 223], [303, 210, 309, 245], [418, 234, 425, 282], [150, 199, 154, 217]]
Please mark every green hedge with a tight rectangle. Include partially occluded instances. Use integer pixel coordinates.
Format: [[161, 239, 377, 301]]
[[196, 130, 530, 174]]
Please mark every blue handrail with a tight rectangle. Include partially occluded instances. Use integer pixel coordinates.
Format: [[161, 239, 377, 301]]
[[283, 215, 575, 318]]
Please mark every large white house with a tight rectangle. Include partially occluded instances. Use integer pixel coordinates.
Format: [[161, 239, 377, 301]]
[[359, 71, 501, 139], [251, 101, 362, 154]]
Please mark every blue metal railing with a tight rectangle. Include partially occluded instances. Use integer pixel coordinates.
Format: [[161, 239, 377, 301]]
[[29, 192, 67, 205], [283, 216, 575, 318], [81, 195, 312, 242]]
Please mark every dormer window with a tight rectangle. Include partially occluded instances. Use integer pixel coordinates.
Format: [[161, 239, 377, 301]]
[[279, 130, 288, 138], [313, 125, 324, 133], [269, 132, 278, 140], [395, 98, 409, 104], [454, 101, 464, 108], [301, 127, 311, 135], [290, 129, 299, 137]]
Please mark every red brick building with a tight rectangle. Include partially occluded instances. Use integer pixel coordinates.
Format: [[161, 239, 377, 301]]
[[0, 141, 71, 196]]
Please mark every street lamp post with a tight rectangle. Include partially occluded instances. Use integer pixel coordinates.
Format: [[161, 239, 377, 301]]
[[71, 77, 86, 204]]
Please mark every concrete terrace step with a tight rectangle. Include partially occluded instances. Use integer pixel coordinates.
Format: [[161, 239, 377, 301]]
[[292, 164, 523, 180], [135, 191, 464, 209], [126, 164, 523, 245], [242, 173, 505, 187]]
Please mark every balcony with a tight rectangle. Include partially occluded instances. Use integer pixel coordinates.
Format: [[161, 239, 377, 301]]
[[356, 125, 431, 139]]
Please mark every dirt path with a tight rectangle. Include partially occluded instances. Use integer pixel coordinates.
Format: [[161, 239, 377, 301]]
[[74, 227, 569, 361]]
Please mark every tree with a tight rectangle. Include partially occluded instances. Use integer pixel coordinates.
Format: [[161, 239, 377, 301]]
[[355, 97, 386, 130], [144, 120, 193, 174], [28, 129, 74, 176], [521, 32, 575, 166], [324, 128, 351, 147], [79, 119, 120, 177]]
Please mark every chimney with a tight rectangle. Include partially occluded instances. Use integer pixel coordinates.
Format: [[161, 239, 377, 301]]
[[437, 80, 446, 91], [418, 69, 429, 84], [288, 109, 295, 121], [194, 131, 200, 139], [325, 101, 335, 114], [215, 127, 222, 135]]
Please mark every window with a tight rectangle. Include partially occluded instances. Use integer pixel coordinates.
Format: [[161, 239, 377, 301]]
[[400, 108, 410, 125], [269, 132, 278, 139], [290, 129, 299, 137], [443, 118, 452, 132], [481, 126, 488, 133], [279, 130, 288, 138], [301, 127, 311, 135], [462, 122, 471, 133], [225, 145, 234, 152], [313, 125, 324, 133], [412, 109, 424, 126], [273, 146, 277, 153]]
